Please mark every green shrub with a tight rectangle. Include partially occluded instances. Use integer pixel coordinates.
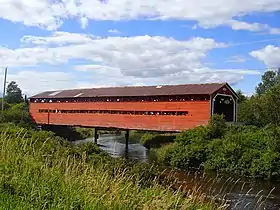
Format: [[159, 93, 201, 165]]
[[152, 115, 280, 179], [140, 133, 176, 149], [153, 126, 211, 169], [151, 143, 178, 165], [175, 126, 211, 145], [74, 127, 95, 139], [208, 114, 227, 138], [0, 102, 35, 128]]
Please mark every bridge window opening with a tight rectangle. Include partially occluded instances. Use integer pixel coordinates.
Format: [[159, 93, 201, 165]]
[[31, 95, 210, 103], [38, 109, 189, 116]]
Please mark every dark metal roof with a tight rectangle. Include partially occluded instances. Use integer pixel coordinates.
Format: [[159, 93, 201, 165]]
[[30, 83, 227, 99]]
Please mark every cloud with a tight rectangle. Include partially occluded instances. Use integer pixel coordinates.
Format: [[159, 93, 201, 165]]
[[1, 33, 227, 72], [225, 56, 246, 63], [80, 17, 89, 29], [108, 29, 121, 34], [0, 0, 65, 30], [20, 31, 96, 46], [226, 20, 264, 32], [0, 70, 76, 96], [269, 27, 280, 35], [0, 0, 280, 32], [250, 45, 280, 67], [0, 32, 262, 94], [195, 19, 280, 34]]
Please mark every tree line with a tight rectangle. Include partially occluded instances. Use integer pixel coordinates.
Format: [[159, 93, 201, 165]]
[[238, 68, 280, 126]]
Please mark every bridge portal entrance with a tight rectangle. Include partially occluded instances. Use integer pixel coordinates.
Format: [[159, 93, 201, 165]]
[[212, 94, 235, 122]]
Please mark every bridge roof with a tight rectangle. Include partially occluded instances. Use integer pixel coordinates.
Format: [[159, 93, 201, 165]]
[[30, 83, 228, 99]]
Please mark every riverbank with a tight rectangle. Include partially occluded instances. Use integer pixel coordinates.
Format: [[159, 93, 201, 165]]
[[0, 123, 220, 209], [141, 115, 280, 180]]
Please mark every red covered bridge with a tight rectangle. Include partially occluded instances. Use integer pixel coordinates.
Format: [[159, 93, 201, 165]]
[[29, 83, 238, 132]]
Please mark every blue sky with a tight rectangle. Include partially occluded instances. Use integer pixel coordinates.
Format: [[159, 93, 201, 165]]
[[0, 0, 280, 96]]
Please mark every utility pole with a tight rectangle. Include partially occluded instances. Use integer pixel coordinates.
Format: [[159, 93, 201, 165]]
[[2, 67, 7, 112]]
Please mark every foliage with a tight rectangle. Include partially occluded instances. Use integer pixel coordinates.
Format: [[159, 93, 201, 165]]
[[151, 115, 226, 169], [235, 89, 247, 103], [256, 68, 280, 95], [140, 133, 176, 148], [239, 84, 280, 126], [0, 102, 35, 128], [74, 127, 95, 139], [204, 126, 280, 179], [4, 81, 24, 104], [0, 98, 10, 110], [154, 126, 210, 169], [40, 125, 95, 141], [237, 97, 259, 125], [208, 114, 227, 138], [0, 124, 217, 209], [152, 116, 280, 179]]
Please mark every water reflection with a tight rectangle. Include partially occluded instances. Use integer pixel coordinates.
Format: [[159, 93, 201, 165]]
[[71, 133, 150, 162], [70, 134, 280, 210]]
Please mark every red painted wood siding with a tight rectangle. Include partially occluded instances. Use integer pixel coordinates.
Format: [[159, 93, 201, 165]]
[[29, 101, 211, 131]]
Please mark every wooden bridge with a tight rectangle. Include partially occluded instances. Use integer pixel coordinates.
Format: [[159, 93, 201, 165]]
[[29, 83, 238, 143]]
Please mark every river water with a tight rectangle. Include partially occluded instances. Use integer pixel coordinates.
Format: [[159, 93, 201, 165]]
[[70, 134, 280, 210]]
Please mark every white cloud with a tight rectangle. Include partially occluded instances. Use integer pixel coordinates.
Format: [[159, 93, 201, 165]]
[[0, 0, 66, 30], [0, 0, 280, 32], [108, 29, 121, 34], [1, 33, 227, 75], [225, 56, 246, 63], [0, 32, 262, 94], [20, 31, 96, 46], [250, 45, 280, 67], [80, 17, 89, 29], [269, 27, 280, 35], [196, 19, 280, 34], [226, 20, 264, 32], [0, 70, 76, 96]]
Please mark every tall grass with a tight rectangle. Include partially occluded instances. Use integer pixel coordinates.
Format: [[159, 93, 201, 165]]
[[0, 125, 219, 209]]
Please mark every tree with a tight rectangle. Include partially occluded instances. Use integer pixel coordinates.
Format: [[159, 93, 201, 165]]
[[236, 89, 247, 103], [0, 102, 35, 127], [239, 84, 280, 126], [256, 68, 280, 95], [5, 81, 24, 104], [237, 96, 261, 126]]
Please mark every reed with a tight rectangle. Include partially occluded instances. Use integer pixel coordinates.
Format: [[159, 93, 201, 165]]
[[0, 127, 219, 210]]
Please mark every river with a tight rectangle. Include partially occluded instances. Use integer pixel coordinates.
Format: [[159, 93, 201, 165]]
[[70, 133, 280, 210]]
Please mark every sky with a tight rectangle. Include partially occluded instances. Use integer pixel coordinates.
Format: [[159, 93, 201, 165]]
[[0, 0, 280, 97]]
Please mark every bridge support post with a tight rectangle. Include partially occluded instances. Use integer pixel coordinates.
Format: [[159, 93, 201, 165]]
[[94, 128, 98, 144], [125, 129, 129, 149]]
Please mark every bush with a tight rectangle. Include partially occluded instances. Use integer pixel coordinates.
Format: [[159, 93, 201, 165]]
[[140, 133, 176, 149], [0, 102, 35, 128], [151, 143, 178, 165], [74, 127, 95, 139], [152, 116, 280, 179], [204, 127, 280, 179]]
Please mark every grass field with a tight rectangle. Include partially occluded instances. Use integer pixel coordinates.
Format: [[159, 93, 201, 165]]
[[0, 125, 220, 209]]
